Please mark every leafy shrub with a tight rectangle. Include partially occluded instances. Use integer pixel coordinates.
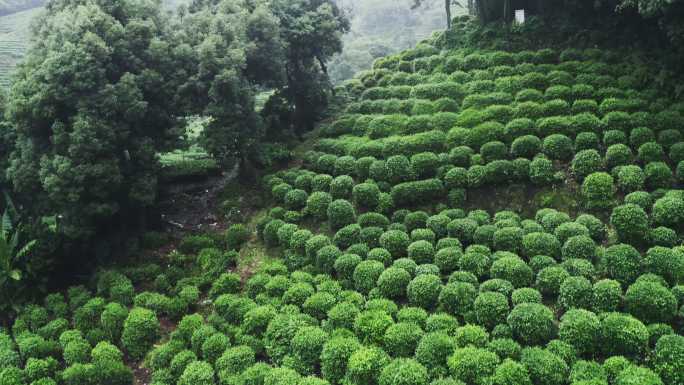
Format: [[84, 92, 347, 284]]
[[603, 244, 642, 284], [377, 267, 411, 299], [559, 276, 593, 310], [380, 230, 410, 258], [347, 346, 390, 385], [448, 347, 499, 384], [320, 337, 360, 385], [599, 313, 648, 357], [353, 260, 385, 294], [353, 183, 380, 209], [507, 303, 556, 345], [391, 179, 444, 207], [306, 192, 333, 220], [581, 172, 614, 209], [327, 200, 356, 230], [610, 204, 648, 244], [529, 156, 556, 185], [408, 274, 442, 310], [522, 232, 561, 259], [571, 150, 603, 180], [624, 280, 677, 324], [520, 348, 568, 385], [653, 334, 684, 385], [330, 176, 354, 200], [121, 307, 159, 360], [474, 292, 510, 329], [542, 134, 573, 161], [383, 323, 424, 358], [652, 196, 684, 228], [642, 163, 669, 191], [490, 257, 533, 288]]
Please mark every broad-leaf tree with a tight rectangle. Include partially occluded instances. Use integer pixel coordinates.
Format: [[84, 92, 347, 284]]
[[7, 0, 181, 247]]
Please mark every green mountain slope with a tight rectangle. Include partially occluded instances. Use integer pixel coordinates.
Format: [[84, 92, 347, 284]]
[[0, 6, 38, 88], [2, 16, 684, 385]]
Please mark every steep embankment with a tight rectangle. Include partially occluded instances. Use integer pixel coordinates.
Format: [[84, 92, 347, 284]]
[[3, 36, 684, 385]]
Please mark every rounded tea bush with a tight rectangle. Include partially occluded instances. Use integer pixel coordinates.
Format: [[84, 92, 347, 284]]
[[448, 347, 500, 384], [610, 204, 648, 244], [383, 323, 425, 358], [408, 274, 442, 310], [474, 292, 510, 329], [571, 150, 603, 180], [327, 199, 356, 230], [121, 307, 160, 360], [415, 332, 456, 371], [379, 358, 429, 385], [377, 267, 412, 299], [347, 345, 390, 384], [559, 276, 593, 310], [380, 230, 411, 258], [558, 309, 599, 356], [592, 279, 622, 313], [507, 303, 556, 346], [599, 313, 648, 357], [353, 260, 386, 294], [353, 183, 381, 209], [320, 336, 360, 385], [581, 172, 614, 209], [653, 334, 684, 385], [306, 192, 332, 220], [490, 257, 533, 288], [624, 280, 677, 324], [543, 134, 574, 160]]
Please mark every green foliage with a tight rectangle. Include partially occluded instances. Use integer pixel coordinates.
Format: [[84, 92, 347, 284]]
[[121, 307, 160, 360], [508, 303, 556, 346]]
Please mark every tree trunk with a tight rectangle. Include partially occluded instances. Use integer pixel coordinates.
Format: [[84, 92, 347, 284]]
[[504, 0, 512, 22], [445, 0, 452, 29]]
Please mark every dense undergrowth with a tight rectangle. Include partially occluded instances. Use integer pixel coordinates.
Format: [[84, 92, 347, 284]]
[[2, 24, 684, 385]]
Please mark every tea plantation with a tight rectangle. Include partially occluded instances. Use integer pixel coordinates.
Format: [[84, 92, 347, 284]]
[[0, 6, 37, 88], [2, 42, 684, 385]]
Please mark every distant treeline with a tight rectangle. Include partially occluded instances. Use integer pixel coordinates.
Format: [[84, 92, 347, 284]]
[[0, 0, 44, 16]]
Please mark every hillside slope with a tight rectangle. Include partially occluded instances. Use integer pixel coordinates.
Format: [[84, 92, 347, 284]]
[[2, 32, 684, 385], [0, 6, 38, 88]]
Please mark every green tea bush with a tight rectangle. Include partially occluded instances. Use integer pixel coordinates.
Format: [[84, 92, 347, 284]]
[[347, 346, 390, 385], [610, 204, 648, 244], [380, 230, 410, 258], [520, 348, 568, 385], [522, 232, 561, 259], [327, 200, 356, 230], [511, 288, 542, 305], [645, 246, 684, 286], [408, 241, 435, 264], [408, 274, 442, 310], [490, 257, 533, 288], [559, 276, 593, 310], [652, 334, 684, 385], [571, 150, 603, 180], [644, 161, 672, 189], [535, 266, 570, 296], [383, 323, 424, 358], [574, 132, 600, 151], [599, 313, 648, 357], [602, 244, 642, 284], [511, 135, 542, 159], [448, 347, 499, 384], [529, 156, 556, 185], [581, 172, 614, 209], [651, 195, 684, 228], [624, 280, 677, 324], [507, 303, 555, 345], [474, 292, 510, 329], [320, 337, 360, 385], [121, 307, 160, 360], [306, 192, 333, 220], [330, 176, 354, 200], [353, 260, 385, 294], [391, 179, 444, 207]]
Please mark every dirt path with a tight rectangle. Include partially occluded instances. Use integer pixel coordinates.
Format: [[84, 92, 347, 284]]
[[157, 164, 240, 236]]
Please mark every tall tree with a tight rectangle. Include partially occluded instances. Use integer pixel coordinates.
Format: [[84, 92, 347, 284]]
[[267, 0, 350, 133], [6, 0, 181, 251]]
